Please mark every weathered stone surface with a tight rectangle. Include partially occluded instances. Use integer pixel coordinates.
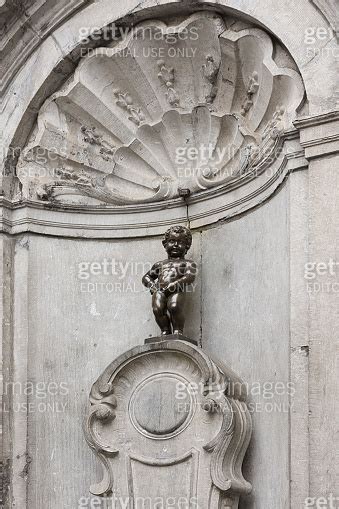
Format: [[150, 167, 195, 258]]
[[201, 187, 291, 509], [308, 155, 339, 499]]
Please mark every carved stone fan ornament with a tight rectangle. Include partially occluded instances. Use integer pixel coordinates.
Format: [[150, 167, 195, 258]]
[[17, 12, 304, 207]]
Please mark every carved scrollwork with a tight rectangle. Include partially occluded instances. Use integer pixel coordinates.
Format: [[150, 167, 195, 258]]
[[202, 54, 221, 104], [114, 90, 146, 126], [84, 340, 252, 507], [84, 384, 118, 495], [240, 72, 260, 116], [80, 125, 116, 161], [157, 59, 180, 107]]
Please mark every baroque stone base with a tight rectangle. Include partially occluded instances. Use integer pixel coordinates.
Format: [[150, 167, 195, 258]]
[[85, 339, 252, 508]]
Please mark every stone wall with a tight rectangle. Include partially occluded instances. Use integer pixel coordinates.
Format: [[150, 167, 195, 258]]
[[5, 187, 289, 507]]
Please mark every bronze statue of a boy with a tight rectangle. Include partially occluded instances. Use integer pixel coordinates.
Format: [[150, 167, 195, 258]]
[[142, 226, 197, 336]]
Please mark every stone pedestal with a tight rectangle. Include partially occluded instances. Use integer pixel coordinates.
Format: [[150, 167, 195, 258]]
[[85, 339, 252, 508]]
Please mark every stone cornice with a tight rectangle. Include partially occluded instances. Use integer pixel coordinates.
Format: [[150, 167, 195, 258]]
[[293, 110, 339, 129], [0, 141, 307, 238], [293, 110, 339, 159]]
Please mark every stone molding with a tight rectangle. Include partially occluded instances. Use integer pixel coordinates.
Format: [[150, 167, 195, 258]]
[[293, 110, 339, 160], [4, 110, 338, 238], [0, 129, 306, 237]]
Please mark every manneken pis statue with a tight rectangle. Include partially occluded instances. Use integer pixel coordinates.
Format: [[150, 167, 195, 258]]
[[142, 226, 197, 336]]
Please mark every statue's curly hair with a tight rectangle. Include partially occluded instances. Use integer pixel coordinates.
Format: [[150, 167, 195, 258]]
[[163, 225, 192, 251]]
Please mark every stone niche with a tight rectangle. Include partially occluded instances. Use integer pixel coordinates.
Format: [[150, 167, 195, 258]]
[[13, 10, 305, 236], [85, 339, 252, 509]]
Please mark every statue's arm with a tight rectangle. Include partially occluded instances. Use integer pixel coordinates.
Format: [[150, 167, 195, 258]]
[[179, 260, 197, 285], [163, 260, 197, 294], [142, 262, 160, 293], [183, 261, 198, 284]]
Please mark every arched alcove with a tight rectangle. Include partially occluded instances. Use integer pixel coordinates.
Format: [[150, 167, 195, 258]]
[[6, 8, 307, 236]]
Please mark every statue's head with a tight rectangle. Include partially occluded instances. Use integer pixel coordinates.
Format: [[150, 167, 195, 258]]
[[162, 225, 192, 258]]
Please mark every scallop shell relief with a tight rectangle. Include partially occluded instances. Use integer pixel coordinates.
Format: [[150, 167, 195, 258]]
[[17, 12, 304, 206]]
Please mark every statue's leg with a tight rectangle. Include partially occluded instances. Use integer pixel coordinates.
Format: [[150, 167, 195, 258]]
[[152, 291, 171, 335], [167, 292, 185, 334]]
